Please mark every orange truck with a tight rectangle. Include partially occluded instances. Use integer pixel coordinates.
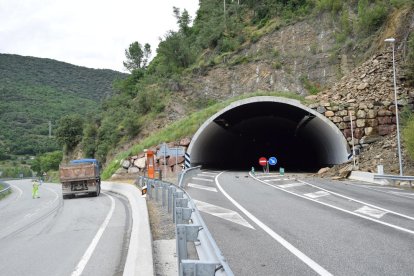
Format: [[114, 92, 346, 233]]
[[59, 159, 101, 199]]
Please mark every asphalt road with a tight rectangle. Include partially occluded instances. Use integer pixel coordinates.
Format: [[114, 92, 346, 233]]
[[185, 171, 414, 276], [0, 179, 131, 276]]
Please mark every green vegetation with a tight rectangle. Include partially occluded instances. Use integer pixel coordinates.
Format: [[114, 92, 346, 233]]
[[0, 182, 11, 200], [0, 164, 32, 178], [405, 33, 414, 86], [30, 151, 63, 176], [0, 54, 126, 159]]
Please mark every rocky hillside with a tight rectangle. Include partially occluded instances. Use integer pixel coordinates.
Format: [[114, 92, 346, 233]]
[[112, 5, 414, 179]]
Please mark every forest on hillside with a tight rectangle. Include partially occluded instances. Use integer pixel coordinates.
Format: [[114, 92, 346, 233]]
[[0, 54, 126, 159], [59, 0, 414, 167]]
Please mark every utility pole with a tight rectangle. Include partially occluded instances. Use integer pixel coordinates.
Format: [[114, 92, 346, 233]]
[[48, 120, 52, 138]]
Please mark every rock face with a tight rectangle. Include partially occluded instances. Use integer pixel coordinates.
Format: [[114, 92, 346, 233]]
[[114, 138, 191, 179], [307, 52, 414, 153], [184, 16, 345, 100]]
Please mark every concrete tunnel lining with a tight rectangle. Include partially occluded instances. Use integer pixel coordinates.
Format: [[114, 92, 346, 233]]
[[188, 96, 351, 171]]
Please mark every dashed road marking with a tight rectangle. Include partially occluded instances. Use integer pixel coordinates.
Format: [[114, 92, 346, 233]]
[[197, 173, 215, 178], [192, 177, 214, 182], [193, 199, 255, 229], [264, 178, 290, 182], [279, 183, 306, 189], [304, 191, 330, 199], [188, 183, 218, 192], [355, 206, 388, 219]]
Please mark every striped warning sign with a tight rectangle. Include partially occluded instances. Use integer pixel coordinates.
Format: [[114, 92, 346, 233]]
[[184, 153, 191, 169]]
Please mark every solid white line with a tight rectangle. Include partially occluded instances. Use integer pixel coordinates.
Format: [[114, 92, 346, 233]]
[[390, 191, 414, 199], [193, 177, 214, 182], [298, 179, 414, 222], [10, 184, 23, 201], [188, 183, 218, 192], [71, 192, 115, 276], [251, 174, 414, 235], [216, 172, 333, 276]]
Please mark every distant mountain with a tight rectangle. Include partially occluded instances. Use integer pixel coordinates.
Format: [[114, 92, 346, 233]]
[[0, 54, 127, 157]]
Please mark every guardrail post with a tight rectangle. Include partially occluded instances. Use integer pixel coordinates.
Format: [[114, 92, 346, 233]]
[[175, 207, 193, 225], [173, 191, 184, 222], [154, 180, 160, 202], [161, 182, 168, 207], [176, 225, 201, 265], [168, 186, 176, 213], [147, 179, 152, 199], [180, 260, 220, 276]]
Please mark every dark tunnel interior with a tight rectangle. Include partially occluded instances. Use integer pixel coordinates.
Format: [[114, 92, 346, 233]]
[[189, 100, 350, 172]]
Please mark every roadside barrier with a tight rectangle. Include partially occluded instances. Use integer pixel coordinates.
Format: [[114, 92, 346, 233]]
[[138, 167, 234, 276], [0, 182, 11, 196]]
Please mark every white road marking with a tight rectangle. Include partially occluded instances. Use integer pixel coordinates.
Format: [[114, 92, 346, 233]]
[[279, 183, 306, 189], [216, 172, 333, 276], [256, 175, 279, 178], [10, 185, 23, 201], [251, 173, 414, 235], [297, 179, 414, 222], [264, 178, 290, 182], [188, 183, 218, 192], [193, 199, 254, 229], [390, 191, 414, 199], [201, 171, 220, 175], [192, 177, 214, 182], [197, 173, 215, 178], [304, 191, 330, 199], [355, 206, 387, 219], [71, 192, 115, 276]]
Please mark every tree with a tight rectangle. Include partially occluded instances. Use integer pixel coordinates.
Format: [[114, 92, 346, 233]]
[[55, 114, 84, 151], [123, 42, 152, 72], [174, 7, 192, 35]]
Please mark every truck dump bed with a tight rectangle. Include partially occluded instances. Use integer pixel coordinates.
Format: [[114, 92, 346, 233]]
[[59, 163, 98, 182]]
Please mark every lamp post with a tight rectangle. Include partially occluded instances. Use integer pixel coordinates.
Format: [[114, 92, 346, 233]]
[[384, 37, 403, 176]]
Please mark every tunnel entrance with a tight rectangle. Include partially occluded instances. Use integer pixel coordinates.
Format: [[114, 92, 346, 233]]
[[187, 96, 350, 172]]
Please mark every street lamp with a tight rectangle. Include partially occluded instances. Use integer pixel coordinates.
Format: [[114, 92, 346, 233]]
[[384, 37, 403, 176]]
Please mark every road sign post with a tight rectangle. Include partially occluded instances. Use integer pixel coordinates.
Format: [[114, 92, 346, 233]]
[[268, 157, 277, 173], [259, 157, 267, 173]]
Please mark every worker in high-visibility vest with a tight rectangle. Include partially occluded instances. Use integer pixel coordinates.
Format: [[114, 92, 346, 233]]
[[32, 179, 40, 199]]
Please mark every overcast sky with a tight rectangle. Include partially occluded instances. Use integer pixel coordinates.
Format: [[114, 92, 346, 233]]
[[0, 0, 199, 72]]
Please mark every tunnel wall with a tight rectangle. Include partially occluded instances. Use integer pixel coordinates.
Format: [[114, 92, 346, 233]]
[[188, 96, 351, 169]]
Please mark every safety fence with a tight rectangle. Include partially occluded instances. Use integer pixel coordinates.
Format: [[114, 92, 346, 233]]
[[137, 167, 234, 276], [0, 182, 11, 197]]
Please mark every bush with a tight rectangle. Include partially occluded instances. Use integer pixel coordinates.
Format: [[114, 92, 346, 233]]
[[404, 33, 414, 86], [357, 0, 389, 36], [403, 116, 414, 160]]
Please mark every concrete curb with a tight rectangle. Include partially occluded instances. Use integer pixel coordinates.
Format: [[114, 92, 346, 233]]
[[348, 171, 389, 185], [102, 181, 154, 276]]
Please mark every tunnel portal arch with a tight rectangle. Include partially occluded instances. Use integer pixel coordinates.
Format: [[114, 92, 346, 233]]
[[187, 96, 351, 171]]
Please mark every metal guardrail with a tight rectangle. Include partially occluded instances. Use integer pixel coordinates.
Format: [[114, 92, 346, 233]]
[[373, 174, 414, 188], [137, 167, 234, 276], [0, 182, 11, 196]]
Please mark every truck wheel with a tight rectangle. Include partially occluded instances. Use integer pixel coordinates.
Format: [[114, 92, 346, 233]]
[[91, 185, 100, 197]]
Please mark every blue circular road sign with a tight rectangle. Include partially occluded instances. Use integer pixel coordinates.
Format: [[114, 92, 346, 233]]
[[268, 157, 277, 166]]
